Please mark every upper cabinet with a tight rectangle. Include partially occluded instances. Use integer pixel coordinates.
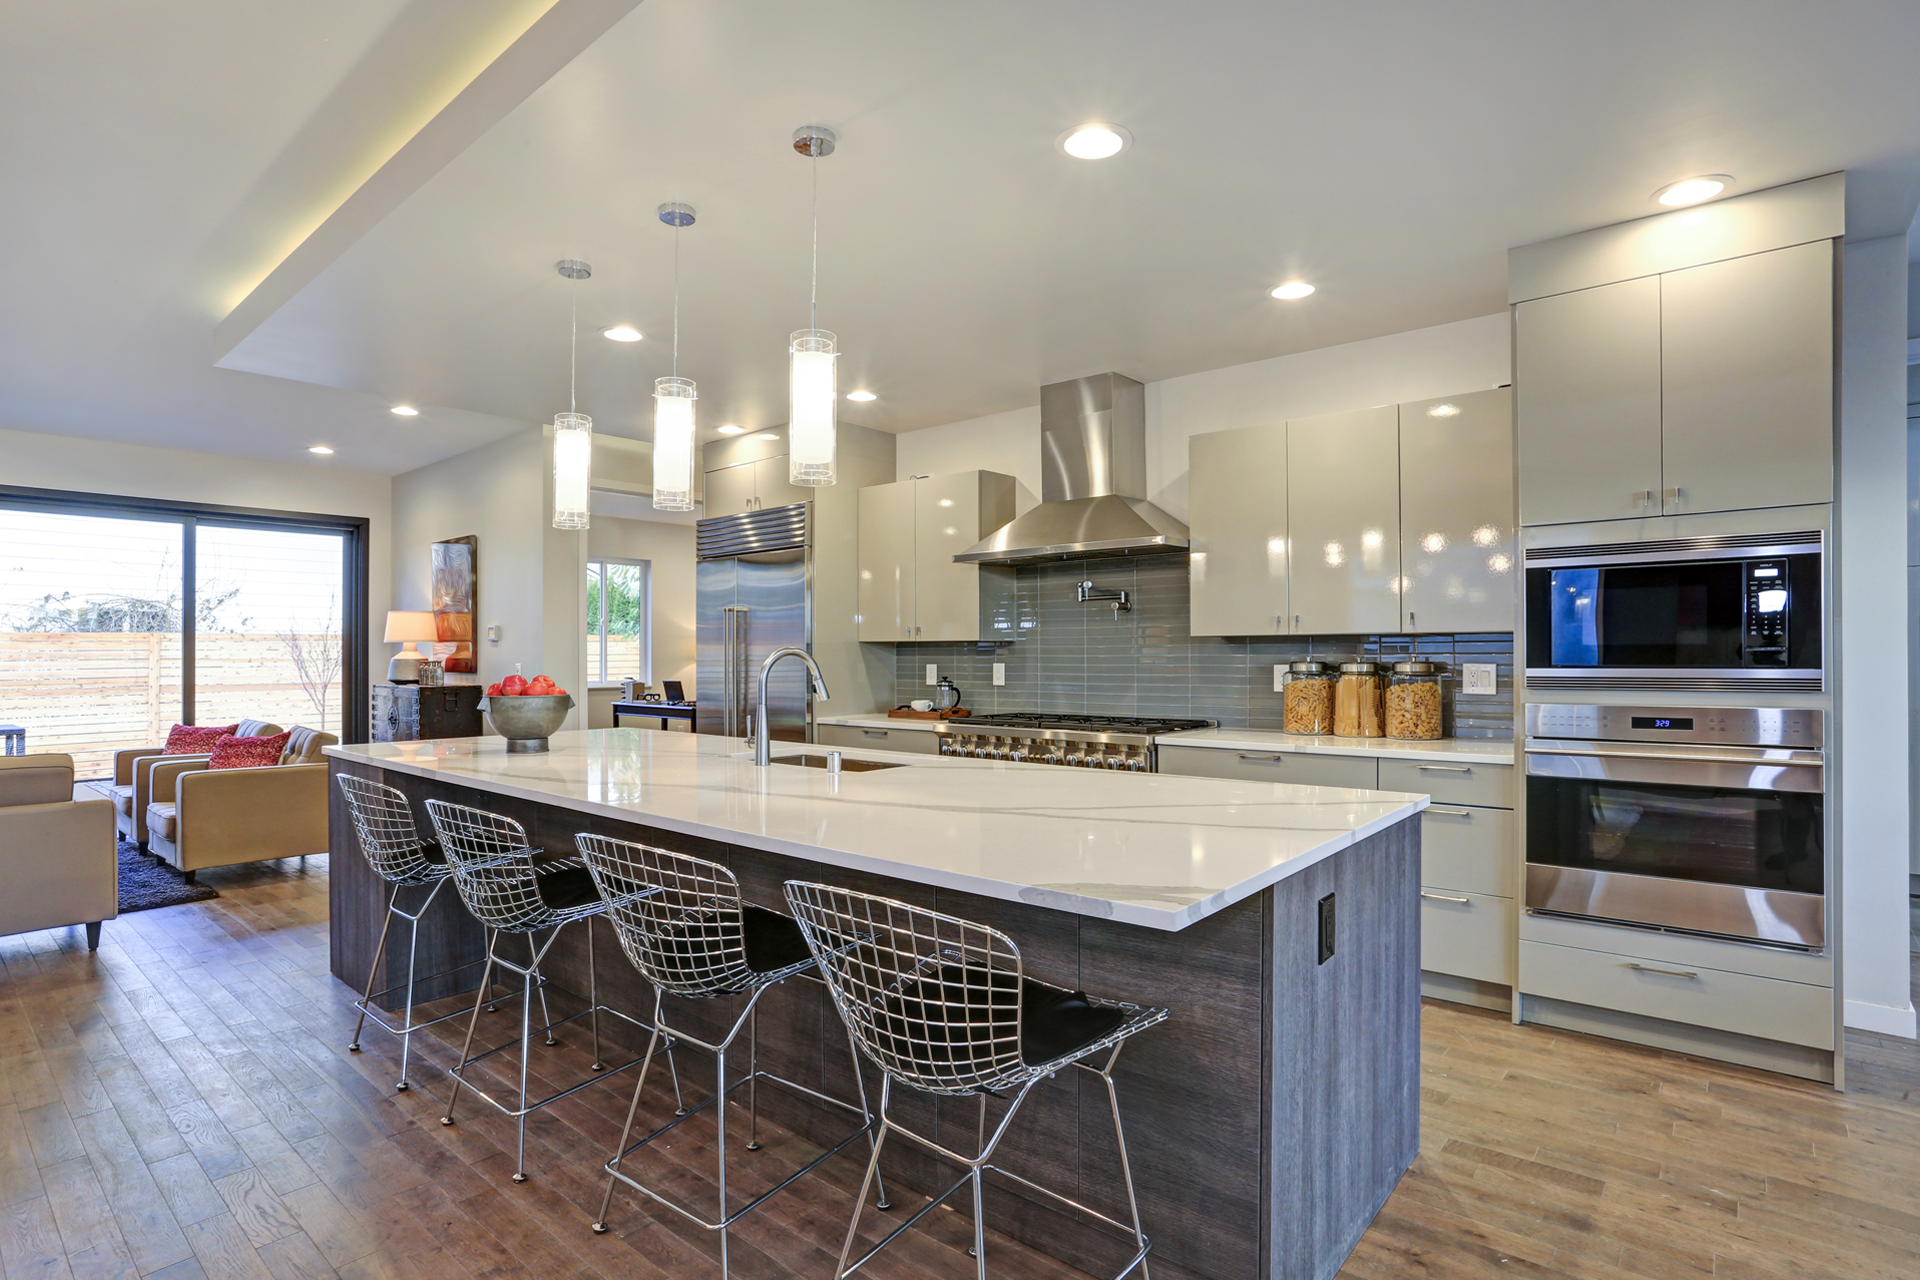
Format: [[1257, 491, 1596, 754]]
[[704, 454, 816, 518], [1515, 241, 1834, 526], [857, 471, 1016, 642], [1188, 423, 1288, 636], [1400, 389, 1515, 634], [1288, 406, 1401, 635]]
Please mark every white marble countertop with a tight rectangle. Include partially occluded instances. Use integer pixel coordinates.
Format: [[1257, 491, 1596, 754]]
[[327, 729, 1426, 932], [1159, 728, 1516, 766]]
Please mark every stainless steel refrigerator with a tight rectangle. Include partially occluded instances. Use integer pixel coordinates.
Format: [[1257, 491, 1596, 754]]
[[695, 503, 813, 741]]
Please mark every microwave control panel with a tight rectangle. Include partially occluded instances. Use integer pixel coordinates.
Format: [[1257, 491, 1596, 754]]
[[1743, 560, 1789, 664]]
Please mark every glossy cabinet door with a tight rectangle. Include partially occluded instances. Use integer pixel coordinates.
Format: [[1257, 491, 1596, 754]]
[[755, 454, 817, 512], [1400, 388, 1516, 633], [704, 461, 757, 518], [857, 480, 915, 641], [1286, 406, 1400, 634], [1514, 276, 1663, 525], [1659, 241, 1834, 514], [1188, 422, 1288, 636], [913, 471, 1015, 642]]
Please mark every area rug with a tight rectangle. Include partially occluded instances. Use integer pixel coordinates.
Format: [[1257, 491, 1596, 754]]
[[118, 838, 219, 912]]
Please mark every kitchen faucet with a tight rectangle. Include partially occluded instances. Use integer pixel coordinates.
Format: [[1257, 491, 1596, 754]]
[[752, 646, 830, 765]]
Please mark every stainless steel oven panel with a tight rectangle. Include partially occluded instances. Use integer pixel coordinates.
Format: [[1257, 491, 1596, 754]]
[[1525, 704, 1824, 748], [1525, 746, 1824, 794], [1524, 668, 1825, 693], [1527, 865, 1826, 950], [1522, 530, 1823, 568]]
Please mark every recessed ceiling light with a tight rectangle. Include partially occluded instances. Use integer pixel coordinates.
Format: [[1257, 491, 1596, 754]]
[[308, 445, 335, 455], [1059, 123, 1131, 160], [602, 325, 643, 342], [846, 390, 876, 402], [757, 433, 781, 441], [1270, 281, 1315, 300], [1654, 175, 1731, 207], [1427, 403, 1460, 418], [390, 405, 419, 416], [717, 424, 744, 435]]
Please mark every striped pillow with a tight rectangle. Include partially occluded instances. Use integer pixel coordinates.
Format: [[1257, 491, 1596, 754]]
[[207, 731, 291, 771], [163, 723, 237, 755]]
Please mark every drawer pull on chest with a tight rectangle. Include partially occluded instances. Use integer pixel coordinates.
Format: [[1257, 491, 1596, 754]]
[[1420, 891, 1470, 904], [1624, 962, 1700, 980]]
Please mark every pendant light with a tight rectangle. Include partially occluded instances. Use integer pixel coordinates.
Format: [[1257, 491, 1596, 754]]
[[652, 203, 697, 511], [551, 258, 593, 530], [789, 125, 838, 487]]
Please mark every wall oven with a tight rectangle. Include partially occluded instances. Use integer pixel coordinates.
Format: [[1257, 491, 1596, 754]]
[[1524, 531, 1822, 692], [1524, 704, 1825, 950]]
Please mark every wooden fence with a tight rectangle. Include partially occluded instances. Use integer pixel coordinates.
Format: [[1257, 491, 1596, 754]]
[[0, 632, 342, 780]]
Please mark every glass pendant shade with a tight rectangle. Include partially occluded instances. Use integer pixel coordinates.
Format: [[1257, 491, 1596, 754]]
[[788, 329, 837, 486], [551, 412, 593, 529], [652, 377, 697, 511]]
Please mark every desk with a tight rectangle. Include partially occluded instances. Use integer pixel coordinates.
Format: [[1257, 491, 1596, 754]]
[[610, 700, 696, 730]]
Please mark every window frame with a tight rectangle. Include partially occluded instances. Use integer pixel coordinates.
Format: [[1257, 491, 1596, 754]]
[[585, 555, 651, 685]]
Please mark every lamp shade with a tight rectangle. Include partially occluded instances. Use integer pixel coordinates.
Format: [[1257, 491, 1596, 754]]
[[652, 377, 696, 511], [552, 412, 593, 529], [788, 329, 837, 486], [384, 611, 439, 644]]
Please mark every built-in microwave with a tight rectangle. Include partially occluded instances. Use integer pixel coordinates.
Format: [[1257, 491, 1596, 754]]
[[1524, 531, 1822, 692]]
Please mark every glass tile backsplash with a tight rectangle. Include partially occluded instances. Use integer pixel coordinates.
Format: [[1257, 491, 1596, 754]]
[[888, 555, 1514, 739]]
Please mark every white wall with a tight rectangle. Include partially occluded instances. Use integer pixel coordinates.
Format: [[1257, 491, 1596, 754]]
[[891, 314, 1512, 520], [587, 514, 697, 692], [0, 423, 393, 690], [1838, 233, 1916, 1038]]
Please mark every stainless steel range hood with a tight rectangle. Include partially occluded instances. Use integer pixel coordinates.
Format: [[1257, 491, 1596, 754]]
[[953, 372, 1190, 564]]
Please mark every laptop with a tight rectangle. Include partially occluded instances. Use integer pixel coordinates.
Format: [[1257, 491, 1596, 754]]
[[663, 680, 686, 704]]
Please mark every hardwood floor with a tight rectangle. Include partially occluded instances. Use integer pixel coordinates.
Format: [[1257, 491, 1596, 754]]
[[1, 858, 1916, 1280]]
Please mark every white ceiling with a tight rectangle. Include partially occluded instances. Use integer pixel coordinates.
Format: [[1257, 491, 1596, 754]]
[[7, 1, 1920, 475]]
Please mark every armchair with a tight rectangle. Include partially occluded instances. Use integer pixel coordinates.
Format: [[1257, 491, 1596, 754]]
[[107, 719, 282, 847], [146, 726, 337, 876], [0, 754, 116, 949]]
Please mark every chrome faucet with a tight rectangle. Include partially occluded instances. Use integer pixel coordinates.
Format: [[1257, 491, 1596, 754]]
[[752, 646, 831, 765]]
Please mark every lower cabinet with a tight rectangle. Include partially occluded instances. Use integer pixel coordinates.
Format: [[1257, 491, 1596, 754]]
[[1155, 746, 1378, 789], [816, 723, 943, 755], [1420, 888, 1514, 986]]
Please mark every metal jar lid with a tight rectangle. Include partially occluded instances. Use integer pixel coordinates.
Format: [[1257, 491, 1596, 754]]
[[1287, 660, 1330, 674], [1390, 660, 1443, 674], [1338, 661, 1385, 674]]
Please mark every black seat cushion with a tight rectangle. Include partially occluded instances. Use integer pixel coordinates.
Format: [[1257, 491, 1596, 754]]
[[1019, 982, 1127, 1066], [741, 905, 813, 975], [535, 865, 603, 913], [873, 963, 1126, 1070]]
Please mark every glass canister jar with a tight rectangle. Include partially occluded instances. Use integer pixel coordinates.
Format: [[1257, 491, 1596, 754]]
[[1384, 661, 1446, 740], [1334, 661, 1386, 738], [1280, 661, 1335, 734]]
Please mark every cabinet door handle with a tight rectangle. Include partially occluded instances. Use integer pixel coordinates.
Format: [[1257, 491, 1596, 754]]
[[1662, 487, 1683, 503], [1638, 489, 1655, 507], [1416, 764, 1472, 773], [1625, 963, 1699, 979], [1293, 614, 1301, 629], [1421, 891, 1470, 904], [1237, 754, 1287, 763], [860, 729, 890, 738], [1426, 806, 1475, 818]]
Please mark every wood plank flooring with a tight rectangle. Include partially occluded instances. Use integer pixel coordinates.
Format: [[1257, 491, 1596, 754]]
[[0, 855, 1915, 1280]]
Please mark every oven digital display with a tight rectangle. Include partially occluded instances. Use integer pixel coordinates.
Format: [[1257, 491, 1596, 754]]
[[1630, 716, 1694, 731]]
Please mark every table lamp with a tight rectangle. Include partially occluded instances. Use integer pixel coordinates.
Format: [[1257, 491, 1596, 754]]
[[384, 611, 439, 683]]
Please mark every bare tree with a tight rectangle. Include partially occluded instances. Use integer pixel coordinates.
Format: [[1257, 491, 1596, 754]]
[[282, 598, 343, 733]]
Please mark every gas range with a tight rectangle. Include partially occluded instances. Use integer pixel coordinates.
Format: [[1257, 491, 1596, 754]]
[[934, 712, 1213, 772]]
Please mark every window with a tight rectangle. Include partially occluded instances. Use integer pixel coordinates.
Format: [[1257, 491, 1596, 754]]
[[585, 557, 650, 684]]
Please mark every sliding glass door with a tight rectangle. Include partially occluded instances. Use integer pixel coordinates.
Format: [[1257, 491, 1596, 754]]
[[195, 525, 348, 736]]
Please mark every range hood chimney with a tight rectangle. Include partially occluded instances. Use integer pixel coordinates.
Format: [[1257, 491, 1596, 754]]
[[953, 372, 1189, 564]]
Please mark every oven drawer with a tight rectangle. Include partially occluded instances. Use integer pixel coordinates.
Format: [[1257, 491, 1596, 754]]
[[1422, 889, 1514, 986], [1156, 746, 1379, 789], [1379, 757, 1513, 809], [1421, 805, 1516, 898], [816, 724, 942, 755], [1519, 939, 1833, 1049]]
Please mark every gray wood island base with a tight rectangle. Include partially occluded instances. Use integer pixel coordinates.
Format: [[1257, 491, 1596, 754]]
[[327, 736, 1421, 1280]]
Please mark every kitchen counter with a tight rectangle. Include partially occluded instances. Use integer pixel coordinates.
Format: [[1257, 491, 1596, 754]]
[[1161, 726, 1515, 765], [325, 728, 1425, 932]]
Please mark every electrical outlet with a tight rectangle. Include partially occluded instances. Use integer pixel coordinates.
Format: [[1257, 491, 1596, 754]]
[[1274, 664, 1285, 692], [1462, 662, 1497, 695], [992, 662, 1006, 686], [926, 663, 938, 686], [1317, 893, 1336, 965]]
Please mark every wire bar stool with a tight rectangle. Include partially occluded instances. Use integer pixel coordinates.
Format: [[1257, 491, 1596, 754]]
[[425, 800, 678, 1182], [336, 775, 505, 1091], [785, 881, 1168, 1280], [576, 835, 889, 1275]]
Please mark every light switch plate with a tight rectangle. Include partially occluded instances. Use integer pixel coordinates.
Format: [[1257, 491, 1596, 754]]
[[1462, 662, 1497, 695], [926, 663, 939, 686], [485, 625, 500, 643], [1274, 664, 1285, 692], [992, 662, 1006, 686]]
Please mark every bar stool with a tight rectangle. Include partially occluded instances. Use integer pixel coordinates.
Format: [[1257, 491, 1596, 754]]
[[335, 775, 494, 1091], [784, 881, 1168, 1280], [575, 834, 888, 1275], [425, 800, 669, 1182]]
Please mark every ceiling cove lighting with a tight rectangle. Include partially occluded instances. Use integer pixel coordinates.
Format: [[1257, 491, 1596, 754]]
[[1654, 175, 1731, 207], [1270, 281, 1315, 300], [846, 390, 876, 402], [1060, 123, 1131, 160], [717, 424, 744, 435], [552, 258, 593, 531], [390, 405, 419, 416], [789, 125, 840, 487], [653, 202, 698, 513], [307, 445, 334, 455], [602, 324, 642, 342]]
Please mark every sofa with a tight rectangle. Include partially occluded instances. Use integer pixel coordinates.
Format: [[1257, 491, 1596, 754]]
[[0, 754, 117, 949], [146, 725, 337, 877], [106, 719, 282, 847]]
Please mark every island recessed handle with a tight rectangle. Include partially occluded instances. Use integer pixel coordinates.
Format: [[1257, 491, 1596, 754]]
[[1426, 806, 1475, 818], [1420, 891, 1470, 904], [1415, 764, 1472, 773], [1624, 962, 1699, 979]]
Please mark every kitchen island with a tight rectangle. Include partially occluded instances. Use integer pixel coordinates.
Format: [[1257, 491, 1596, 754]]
[[325, 729, 1427, 1280]]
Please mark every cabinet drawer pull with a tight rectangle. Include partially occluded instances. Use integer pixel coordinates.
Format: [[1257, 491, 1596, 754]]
[[860, 729, 890, 737], [1237, 754, 1287, 763], [1624, 963, 1699, 979], [1421, 891, 1470, 904], [1426, 806, 1475, 818], [1415, 764, 1472, 773]]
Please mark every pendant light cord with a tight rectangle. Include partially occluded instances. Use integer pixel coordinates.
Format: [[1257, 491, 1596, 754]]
[[672, 215, 681, 380], [810, 150, 819, 330], [569, 275, 578, 415]]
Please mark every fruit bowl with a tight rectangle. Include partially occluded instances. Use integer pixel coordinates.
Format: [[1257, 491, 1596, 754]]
[[481, 694, 574, 753]]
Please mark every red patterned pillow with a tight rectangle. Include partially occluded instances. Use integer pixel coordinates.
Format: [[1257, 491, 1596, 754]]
[[163, 723, 237, 755], [207, 731, 291, 771]]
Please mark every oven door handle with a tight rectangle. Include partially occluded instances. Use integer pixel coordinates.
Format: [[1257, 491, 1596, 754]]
[[1526, 747, 1823, 793], [1527, 745, 1821, 768]]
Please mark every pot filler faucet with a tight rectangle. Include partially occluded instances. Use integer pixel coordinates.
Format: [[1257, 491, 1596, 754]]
[[752, 646, 831, 766]]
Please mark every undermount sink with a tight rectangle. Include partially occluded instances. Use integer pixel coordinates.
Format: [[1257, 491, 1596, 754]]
[[768, 753, 908, 772]]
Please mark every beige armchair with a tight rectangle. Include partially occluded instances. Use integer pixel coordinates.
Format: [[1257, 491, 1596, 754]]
[[146, 726, 337, 877], [106, 719, 282, 847], [0, 755, 117, 950]]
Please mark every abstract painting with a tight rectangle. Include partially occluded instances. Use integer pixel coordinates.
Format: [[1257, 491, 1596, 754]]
[[430, 535, 477, 673]]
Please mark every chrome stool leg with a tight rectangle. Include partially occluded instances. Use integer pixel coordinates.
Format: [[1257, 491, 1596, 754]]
[[347, 881, 399, 1053]]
